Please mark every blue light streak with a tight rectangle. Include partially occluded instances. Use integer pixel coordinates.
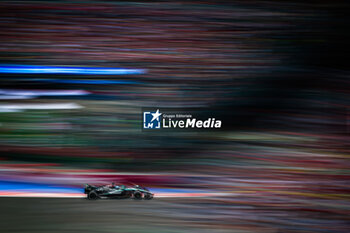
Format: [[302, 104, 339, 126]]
[[0, 65, 145, 75], [36, 79, 142, 84]]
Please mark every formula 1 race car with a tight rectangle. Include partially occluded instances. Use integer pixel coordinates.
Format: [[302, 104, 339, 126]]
[[84, 183, 154, 200]]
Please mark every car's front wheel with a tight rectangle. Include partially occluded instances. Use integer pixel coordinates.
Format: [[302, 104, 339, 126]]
[[133, 192, 142, 200], [144, 194, 153, 200], [88, 191, 99, 200]]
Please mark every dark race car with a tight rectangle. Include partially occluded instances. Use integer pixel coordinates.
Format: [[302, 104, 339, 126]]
[[84, 183, 154, 200]]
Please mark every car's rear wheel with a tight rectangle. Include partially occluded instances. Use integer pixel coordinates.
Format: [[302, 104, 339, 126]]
[[88, 191, 99, 200], [133, 192, 142, 200]]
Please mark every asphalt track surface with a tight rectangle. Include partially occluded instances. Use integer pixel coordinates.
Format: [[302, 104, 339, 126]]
[[0, 197, 234, 233]]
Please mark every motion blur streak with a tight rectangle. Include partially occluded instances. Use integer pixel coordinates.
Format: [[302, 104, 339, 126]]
[[0, 65, 145, 75], [0, 89, 89, 96], [0, 1, 349, 233], [0, 103, 83, 110]]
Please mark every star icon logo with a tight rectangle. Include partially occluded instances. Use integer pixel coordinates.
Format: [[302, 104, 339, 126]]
[[151, 109, 162, 122], [143, 109, 162, 129]]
